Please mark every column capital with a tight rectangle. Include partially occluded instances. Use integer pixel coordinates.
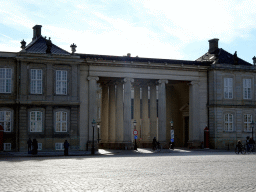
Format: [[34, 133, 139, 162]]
[[158, 79, 168, 84], [87, 76, 99, 81], [188, 80, 200, 86], [124, 77, 134, 83]]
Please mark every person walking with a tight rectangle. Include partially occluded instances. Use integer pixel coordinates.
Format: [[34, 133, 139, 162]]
[[64, 140, 69, 156], [27, 138, 32, 154], [32, 139, 38, 155]]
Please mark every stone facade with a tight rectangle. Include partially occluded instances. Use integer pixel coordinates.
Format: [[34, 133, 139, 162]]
[[0, 25, 255, 152]]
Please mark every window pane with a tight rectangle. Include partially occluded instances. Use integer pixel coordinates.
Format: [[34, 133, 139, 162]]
[[62, 112, 67, 121], [5, 122, 11, 132], [56, 112, 60, 121], [30, 122, 35, 132], [31, 112, 35, 120], [6, 69, 11, 78], [62, 122, 67, 131], [36, 121, 42, 132], [0, 69, 4, 78], [0, 112, 4, 121], [5, 111, 11, 121], [56, 122, 60, 132]]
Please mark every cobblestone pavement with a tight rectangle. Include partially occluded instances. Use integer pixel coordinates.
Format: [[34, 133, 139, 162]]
[[1, 149, 256, 191]]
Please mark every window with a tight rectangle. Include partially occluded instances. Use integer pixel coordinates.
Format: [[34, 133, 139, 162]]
[[244, 114, 252, 132], [224, 78, 233, 99], [56, 70, 67, 95], [55, 111, 67, 132], [30, 111, 42, 132], [4, 143, 11, 151], [31, 69, 42, 94], [0, 111, 11, 132], [243, 79, 251, 99], [55, 143, 64, 150], [38, 143, 42, 150], [0, 68, 11, 93], [224, 114, 233, 131]]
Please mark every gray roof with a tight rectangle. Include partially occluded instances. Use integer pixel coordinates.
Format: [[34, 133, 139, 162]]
[[24, 36, 70, 55], [196, 48, 251, 66]]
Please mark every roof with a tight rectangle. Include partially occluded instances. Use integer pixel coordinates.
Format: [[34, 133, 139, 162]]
[[24, 36, 70, 55], [196, 48, 252, 66], [78, 53, 212, 66]]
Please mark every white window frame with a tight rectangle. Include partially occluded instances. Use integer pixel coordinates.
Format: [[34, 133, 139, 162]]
[[224, 78, 233, 99], [38, 143, 42, 150], [4, 143, 11, 151], [55, 143, 64, 150], [55, 111, 67, 132], [30, 111, 43, 132], [0, 68, 12, 93], [224, 113, 233, 132], [244, 114, 252, 132], [56, 70, 67, 95], [243, 79, 251, 99], [30, 69, 42, 94], [0, 111, 11, 132]]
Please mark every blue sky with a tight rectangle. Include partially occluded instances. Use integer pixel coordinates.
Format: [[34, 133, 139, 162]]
[[1, 0, 256, 64]]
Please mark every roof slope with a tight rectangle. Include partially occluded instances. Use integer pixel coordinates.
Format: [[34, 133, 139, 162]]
[[196, 48, 251, 66], [79, 53, 212, 66], [24, 36, 70, 55]]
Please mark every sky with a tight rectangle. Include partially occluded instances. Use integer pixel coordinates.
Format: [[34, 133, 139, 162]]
[[1, 0, 256, 64]]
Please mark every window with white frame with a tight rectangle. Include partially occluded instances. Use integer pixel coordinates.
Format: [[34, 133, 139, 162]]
[[224, 113, 233, 131], [55, 143, 64, 150], [31, 69, 42, 94], [224, 78, 233, 99], [38, 143, 42, 150], [0, 111, 11, 132], [30, 111, 43, 132], [4, 143, 11, 151], [243, 79, 251, 99], [55, 111, 67, 132], [56, 70, 67, 95], [0, 68, 12, 93], [244, 114, 252, 132]]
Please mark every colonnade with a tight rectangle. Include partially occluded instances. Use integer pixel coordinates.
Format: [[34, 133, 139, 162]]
[[95, 77, 168, 149]]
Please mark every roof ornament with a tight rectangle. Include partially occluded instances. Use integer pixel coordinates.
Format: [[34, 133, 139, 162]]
[[233, 51, 238, 65], [46, 37, 52, 54], [20, 39, 26, 50], [253, 56, 256, 66], [70, 43, 77, 54]]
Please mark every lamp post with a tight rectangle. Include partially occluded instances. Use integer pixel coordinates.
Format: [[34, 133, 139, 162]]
[[133, 120, 137, 150], [251, 120, 254, 140], [97, 123, 100, 143], [91, 119, 96, 155]]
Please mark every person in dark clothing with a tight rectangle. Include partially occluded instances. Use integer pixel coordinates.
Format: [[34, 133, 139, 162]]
[[64, 140, 69, 156], [32, 139, 38, 155], [27, 138, 32, 154], [152, 137, 157, 150]]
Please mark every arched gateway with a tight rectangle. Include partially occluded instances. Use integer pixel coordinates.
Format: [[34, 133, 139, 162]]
[[79, 54, 209, 150]]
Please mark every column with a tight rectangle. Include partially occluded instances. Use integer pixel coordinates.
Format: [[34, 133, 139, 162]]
[[189, 81, 200, 141], [123, 78, 133, 143], [115, 81, 123, 143], [108, 83, 116, 143], [150, 82, 157, 140], [158, 79, 168, 143], [88, 76, 99, 142], [134, 84, 141, 139], [142, 84, 150, 142], [101, 83, 109, 143]]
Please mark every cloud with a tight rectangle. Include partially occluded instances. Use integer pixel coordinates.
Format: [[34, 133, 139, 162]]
[[141, 0, 256, 43]]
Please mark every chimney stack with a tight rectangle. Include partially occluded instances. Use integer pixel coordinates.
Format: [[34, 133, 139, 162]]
[[32, 25, 42, 41], [208, 38, 219, 54]]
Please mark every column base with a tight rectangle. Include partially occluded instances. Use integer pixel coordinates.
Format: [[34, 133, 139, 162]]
[[99, 142, 134, 150], [86, 141, 98, 152], [187, 140, 202, 149]]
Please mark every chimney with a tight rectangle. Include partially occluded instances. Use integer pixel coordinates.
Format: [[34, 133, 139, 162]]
[[32, 25, 42, 41], [208, 38, 219, 54]]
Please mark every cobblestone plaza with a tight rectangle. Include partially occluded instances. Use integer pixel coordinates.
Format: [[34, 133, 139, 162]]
[[1, 149, 256, 191]]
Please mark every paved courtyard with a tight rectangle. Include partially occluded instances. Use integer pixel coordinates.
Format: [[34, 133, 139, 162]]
[[1, 149, 256, 191]]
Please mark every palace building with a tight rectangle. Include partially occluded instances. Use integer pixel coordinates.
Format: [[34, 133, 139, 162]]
[[0, 25, 255, 152]]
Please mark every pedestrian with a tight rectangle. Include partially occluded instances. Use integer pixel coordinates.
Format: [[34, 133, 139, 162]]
[[27, 138, 32, 154], [32, 139, 38, 155], [246, 136, 250, 151], [152, 137, 157, 150], [64, 140, 69, 156]]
